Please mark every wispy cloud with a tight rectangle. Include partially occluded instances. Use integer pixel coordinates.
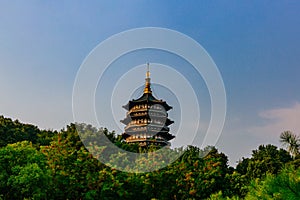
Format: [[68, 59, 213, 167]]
[[254, 102, 300, 136]]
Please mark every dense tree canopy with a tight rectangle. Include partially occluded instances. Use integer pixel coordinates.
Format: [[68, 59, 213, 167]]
[[0, 115, 299, 199], [0, 141, 51, 199], [236, 144, 292, 180], [0, 115, 57, 147], [246, 166, 300, 199]]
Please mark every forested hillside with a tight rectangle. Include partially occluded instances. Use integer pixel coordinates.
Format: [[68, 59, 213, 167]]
[[0, 115, 299, 199]]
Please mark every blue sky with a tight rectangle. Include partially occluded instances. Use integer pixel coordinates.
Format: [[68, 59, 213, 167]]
[[0, 1, 300, 165]]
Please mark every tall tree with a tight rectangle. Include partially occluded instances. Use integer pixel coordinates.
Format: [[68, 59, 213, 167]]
[[280, 131, 300, 158]]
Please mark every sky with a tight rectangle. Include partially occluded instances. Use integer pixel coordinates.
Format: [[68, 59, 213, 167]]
[[0, 1, 300, 166]]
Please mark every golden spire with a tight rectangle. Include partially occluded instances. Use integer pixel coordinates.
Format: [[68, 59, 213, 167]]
[[144, 63, 152, 94]]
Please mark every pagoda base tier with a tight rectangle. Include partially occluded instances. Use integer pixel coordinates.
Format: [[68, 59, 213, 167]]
[[122, 132, 175, 141]]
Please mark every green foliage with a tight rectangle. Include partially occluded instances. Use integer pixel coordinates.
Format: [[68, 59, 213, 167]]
[[36, 129, 58, 147], [245, 166, 300, 200], [0, 116, 39, 147], [207, 191, 241, 200], [0, 141, 51, 199], [225, 171, 249, 198], [0, 115, 56, 147], [1, 116, 299, 200], [288, 154, 300, 168], [41, 123, 106, 199], [167, 146, 233, 199], [237, 144, 292, 180]]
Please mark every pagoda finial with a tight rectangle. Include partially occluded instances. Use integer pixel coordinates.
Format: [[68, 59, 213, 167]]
[[146, 63, 150, 78], [144, 63, 152, 94]]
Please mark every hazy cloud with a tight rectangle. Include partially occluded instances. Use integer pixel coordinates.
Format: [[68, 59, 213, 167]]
[[254, 102, 300, 137]]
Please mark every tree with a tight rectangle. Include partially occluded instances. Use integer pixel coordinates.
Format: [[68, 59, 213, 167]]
[[245, 166, 300, 200], [41, 123, 106, 199], [236, 144, 292, 180], [0, 115, 57, 148], [0, 141, 51, 199], [171, 146, 232, 199], [280, 131, 300, 158]]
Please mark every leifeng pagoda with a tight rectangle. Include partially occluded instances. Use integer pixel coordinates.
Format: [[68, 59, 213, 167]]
[[121, 64, 175, 147]]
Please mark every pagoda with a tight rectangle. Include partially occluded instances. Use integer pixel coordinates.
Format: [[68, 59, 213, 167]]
[[121, 64, 175, 147]]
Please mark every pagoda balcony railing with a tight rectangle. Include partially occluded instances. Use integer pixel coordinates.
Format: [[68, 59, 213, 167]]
[[130, 104, 165, 111], [127, 135, 166, 140], [128, 111, 167, 118], [125, 125, 169, 133], [126, 119, 166, 125], [125, 126, 147, 132], [126, 107, 166, 116], [127, 108, 148, 114], [125, 122, 167, 129], [125, 129, 169, 134]]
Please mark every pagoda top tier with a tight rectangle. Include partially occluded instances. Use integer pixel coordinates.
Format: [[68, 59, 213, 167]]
[[122, 64, 172, 111]]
